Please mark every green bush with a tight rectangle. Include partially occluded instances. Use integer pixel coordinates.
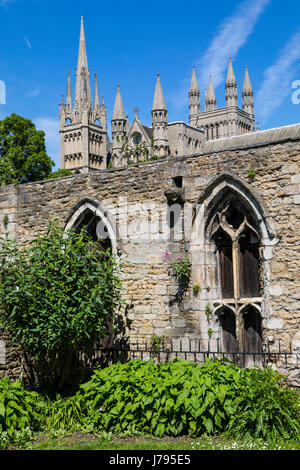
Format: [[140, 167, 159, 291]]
[[0, 378, 46, 447], [52, 359, 243, 436], [51, 359, 300, 440], [227, 367, 300, 441], [2, 360, 299, 445], [0, 220, 123, 391]]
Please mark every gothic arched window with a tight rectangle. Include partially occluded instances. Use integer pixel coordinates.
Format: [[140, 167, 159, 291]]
[[242, 306, 262, 353], [209, 198, 261, 300], [218, 307, 237, 353]]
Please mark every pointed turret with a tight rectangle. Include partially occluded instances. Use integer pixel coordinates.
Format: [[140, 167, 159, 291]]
[[152, 73, 167, 111], [152, 74, 169, 157], [111, 85, 127, 165], [190, 65, 199, 90], [205, 76, 217, 110], [189, 66, 200, 125], [74, 16, 92, 110], [66, 71, 72, 108], [242, 66, 254, 116], [112, 85, 126, 120], [225, 58, 238, 107]]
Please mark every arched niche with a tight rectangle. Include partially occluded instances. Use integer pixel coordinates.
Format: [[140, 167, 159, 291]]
[[241, 305, 262, 354], [64, 198, 117, 255], [215, 305, 237, 353]]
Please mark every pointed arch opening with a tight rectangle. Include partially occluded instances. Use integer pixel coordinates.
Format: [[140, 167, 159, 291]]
[[216, 306, 237, 353], [65, 198, 117, 255], [205, 183, 263, 301], [241, 305, 262, 354], [190, 174, 276, 357]]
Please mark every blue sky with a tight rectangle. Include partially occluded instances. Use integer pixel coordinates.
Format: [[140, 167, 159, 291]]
[[0, 0, 300, 168]]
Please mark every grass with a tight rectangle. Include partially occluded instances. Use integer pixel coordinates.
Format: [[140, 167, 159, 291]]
[[17, 432, 300, 451]]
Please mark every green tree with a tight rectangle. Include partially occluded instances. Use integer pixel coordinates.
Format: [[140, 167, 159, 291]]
[[0, 220, 123, 391], [46, 168, 73, 179], [0, 113, 54, 184]]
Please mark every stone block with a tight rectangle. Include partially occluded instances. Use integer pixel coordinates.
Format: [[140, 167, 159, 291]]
[[0, 341, 5, 365], [284, 184, 300, 196], [291, 174, 300, 184], [294, 194, 300, 204], [266, 318, 283, 329], [269, 284, 283, 296]]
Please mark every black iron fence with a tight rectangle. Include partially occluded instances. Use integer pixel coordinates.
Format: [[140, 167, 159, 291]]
[[82, 337, 300, 371]]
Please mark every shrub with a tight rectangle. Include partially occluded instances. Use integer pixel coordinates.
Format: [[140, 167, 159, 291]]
[[0, 378, 46, 447], [52, 359, 300, 440], [54, 359, 244, 436], [0, 220, 123, 391], [227, 367, 300, 441]]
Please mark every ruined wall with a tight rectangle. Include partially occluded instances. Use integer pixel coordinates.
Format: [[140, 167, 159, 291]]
[[0, 126, 299, 383]]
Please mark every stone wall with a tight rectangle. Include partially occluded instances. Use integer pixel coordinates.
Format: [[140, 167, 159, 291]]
[[0, 124, 299, 384]]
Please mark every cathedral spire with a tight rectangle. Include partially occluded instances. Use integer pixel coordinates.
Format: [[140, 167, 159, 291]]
[[189, 66, 200, 125], [152, 74, 168, 157], [74, 16, 92, 109], [205, 76, 217, 110], [243, 66, 253, 93], [94, 72, 100, 110], [242, 66, 254, 117], [112, 84, 126, 120], [190, 65, 199, 91], [66, 71, 72, 107], [226, 58, 238, 107], [152, 73, 167, 111]]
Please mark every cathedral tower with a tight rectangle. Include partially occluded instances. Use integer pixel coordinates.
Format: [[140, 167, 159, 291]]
[[59, 17, 107, 173]]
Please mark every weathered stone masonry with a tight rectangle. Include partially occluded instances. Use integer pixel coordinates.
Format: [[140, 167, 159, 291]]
[[0, 124, 299, 383]]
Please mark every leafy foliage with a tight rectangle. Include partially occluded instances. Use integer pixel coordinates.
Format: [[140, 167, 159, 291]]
[[0, 360, 299, 447], [0, 220, 123, 390], [0, 378, 45, 440], [227, 367, 300, 441], [150, 335, 164, 352], [46, 168, 73, 179], [47, 359, 300, 441], [170, 255, 191, 283], [0, 113, 54, 184], [50, 359, 245, 436]]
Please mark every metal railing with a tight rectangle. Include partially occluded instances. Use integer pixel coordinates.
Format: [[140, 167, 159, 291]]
[[83, 337, 300, 371]]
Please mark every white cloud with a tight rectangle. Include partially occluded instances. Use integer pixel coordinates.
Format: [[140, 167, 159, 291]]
[[256, 29, 300, 122], [24, 35, 32, 49], [34, 117, 60, 168], [168, 0, 270, 111], [197, 0, 270, 89], [25, 86, 40, 98]]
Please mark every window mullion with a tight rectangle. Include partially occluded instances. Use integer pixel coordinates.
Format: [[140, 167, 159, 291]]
[[232, 238, 240, 299]]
